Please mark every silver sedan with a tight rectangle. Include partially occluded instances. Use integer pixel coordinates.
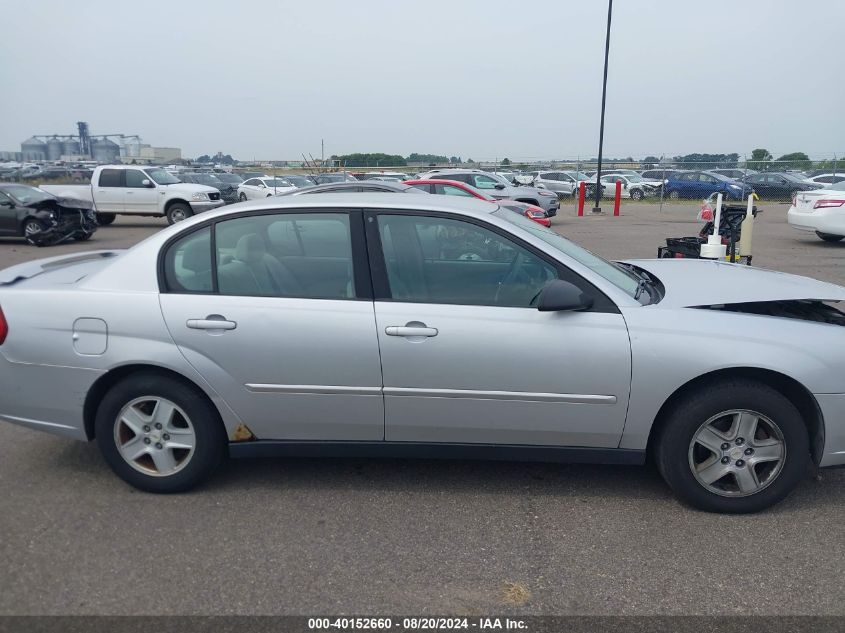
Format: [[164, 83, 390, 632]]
[[1, 194, 844, 513]]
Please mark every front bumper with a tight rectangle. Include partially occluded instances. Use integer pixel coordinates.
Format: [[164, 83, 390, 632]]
[[190, 199, 226, 213], [538, 197, 559, 215], [788, 205, 845, 237]]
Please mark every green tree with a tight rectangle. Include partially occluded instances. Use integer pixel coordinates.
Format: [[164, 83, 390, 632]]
[[334, 153, 407, 167], [751, 148, 772, 162], [774, 152, 811, 170], [501, 158, 511, 166]]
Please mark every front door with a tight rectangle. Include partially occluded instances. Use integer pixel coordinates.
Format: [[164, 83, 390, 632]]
[[123, 168, 159, 214], [0, 191, 18, 235], [158, 209, 384, 441], [368, 211, 632, 448]]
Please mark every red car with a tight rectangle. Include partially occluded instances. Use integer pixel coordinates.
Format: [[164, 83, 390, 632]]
[[405, 179, 552, 228]]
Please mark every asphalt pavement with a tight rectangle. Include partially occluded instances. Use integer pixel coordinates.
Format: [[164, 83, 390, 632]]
[[1, 202, 843, 615]]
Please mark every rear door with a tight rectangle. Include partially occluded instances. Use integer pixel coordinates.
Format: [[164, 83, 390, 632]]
[[94, 168, 125, 213], [367, 210, 632, 448], [158, 208, 384, 441], [0, 191, 18, 235]]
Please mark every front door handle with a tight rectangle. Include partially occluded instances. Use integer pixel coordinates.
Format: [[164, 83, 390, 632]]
[[187, 315, 237, 330], [385, 325, 438, 337]]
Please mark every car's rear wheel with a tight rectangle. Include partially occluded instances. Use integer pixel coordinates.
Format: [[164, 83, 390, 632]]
[[96, 212, 116, 225], [95, 373, 227, 493], [655, 380, 809, 513], [166, 203, 193, 225], [22, 218, 47, 246], [816, 231, 844, 243]]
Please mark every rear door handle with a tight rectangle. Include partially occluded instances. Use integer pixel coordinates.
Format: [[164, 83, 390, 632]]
[[385, 326, 438, 337], [187, 315, 237, 330]]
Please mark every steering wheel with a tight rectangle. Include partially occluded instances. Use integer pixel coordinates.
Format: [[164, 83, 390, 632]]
[[494, 251, 533, 304]]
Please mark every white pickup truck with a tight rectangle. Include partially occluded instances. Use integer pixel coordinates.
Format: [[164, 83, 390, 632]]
[[41, 165, 225, 225]]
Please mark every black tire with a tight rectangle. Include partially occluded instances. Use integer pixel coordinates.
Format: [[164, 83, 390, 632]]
[[239, 193, 248, 202], [76, 231, 94, 241], [655, 379, 809, 513], [166, 203, 193, 225], [95, 373, 227, 493], [630, 188, 644, 201], [96, 212, 116, 225], [22, 218, 47, 246], [816, 231, 844, 243], [668, 190, 680, 200]]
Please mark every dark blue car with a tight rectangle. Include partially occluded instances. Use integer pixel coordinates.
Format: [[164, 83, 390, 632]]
[[664, 171, 753, 201]]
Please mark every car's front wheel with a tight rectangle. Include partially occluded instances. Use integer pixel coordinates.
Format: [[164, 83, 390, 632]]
[[655, 379, 809, 513], [816, 231, 844, 243], [630, 188, 644, 201], [166, 203, 193, 225], [22, 218, 48, 246], [95, 373, 227, 493], [668, 190, 680, 200], [239, 193, 248, 202]]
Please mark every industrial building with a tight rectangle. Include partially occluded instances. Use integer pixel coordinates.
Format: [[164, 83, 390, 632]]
[[18, 121, 180, 164]]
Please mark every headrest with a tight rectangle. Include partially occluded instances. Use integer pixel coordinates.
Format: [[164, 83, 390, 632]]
[[235, 234, 266, 264], [182, 238, 210, 272]]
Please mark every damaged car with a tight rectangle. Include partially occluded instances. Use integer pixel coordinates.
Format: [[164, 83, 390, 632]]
[[0, 184, 97, 246], [1, 194, 844, 514]]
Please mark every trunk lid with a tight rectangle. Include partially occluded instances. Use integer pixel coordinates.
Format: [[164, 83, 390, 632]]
[[0, 250, 124, 288]]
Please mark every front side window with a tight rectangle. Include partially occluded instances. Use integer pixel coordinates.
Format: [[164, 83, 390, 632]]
[[376, 215, 557, 307], [215, 213, 354, 299], [124, 169, 148, 188], [472, 175, 499, 189], [438, 184, 474, 197]]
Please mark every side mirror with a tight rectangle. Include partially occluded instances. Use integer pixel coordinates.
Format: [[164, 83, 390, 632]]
[[141, 179, 153, 187], [494, 183, 506, 190], [0, 200, 13, 208], [537, 280, 593, 312], [258, 183, 266, 188]]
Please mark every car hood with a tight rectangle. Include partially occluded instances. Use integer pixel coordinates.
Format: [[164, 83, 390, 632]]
[[624, 258, 845, 308], [166, 183, 219, 194]]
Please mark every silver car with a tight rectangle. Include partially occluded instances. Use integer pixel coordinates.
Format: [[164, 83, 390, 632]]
[[418, 169, 560, 216], [1, 194, 844, 513]]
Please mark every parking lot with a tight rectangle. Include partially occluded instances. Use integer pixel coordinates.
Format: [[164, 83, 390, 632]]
[[1, 200, 843, 616]]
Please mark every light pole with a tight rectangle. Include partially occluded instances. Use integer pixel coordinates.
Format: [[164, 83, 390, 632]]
[[593, 0, 613, 214]]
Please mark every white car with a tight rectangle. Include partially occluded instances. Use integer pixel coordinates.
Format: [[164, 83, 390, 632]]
[[805, 173, 845, 188], [237, 177, 297, 201], [787, 188, 845, 242], [597, 174, 662, 201]]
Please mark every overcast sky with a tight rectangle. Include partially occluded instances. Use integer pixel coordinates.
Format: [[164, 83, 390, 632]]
[[1, 0, 842, 161]]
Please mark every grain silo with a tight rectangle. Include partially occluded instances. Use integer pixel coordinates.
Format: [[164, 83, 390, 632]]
[[46, 137, 63, 161], [21, 137, 47, 161], [91, 138, 121, 163], [61, 139, 80, 157]]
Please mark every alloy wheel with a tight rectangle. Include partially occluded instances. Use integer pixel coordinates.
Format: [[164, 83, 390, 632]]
[[688, 409, 786, 497], [114, 396, 196, 477]]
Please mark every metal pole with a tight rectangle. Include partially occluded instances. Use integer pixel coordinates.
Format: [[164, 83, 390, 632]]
[[658, 163, 665, 213], [592, 0, 613, 214]]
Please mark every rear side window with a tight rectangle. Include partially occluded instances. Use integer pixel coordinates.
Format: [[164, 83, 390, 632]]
[[98, 169, 123, 187], [163, 227, 213, 293]]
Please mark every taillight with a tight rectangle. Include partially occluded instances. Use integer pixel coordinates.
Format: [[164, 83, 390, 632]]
[[524, 205, 546, 219], [0, 306, 7, 345], [813, 199, 845, 209]]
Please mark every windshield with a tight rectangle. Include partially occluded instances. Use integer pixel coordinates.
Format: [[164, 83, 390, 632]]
[[215, 173, 243, 184], [194, 174, 222, 185], [3, 184, 54, 204], [283, 175, 312, 187], [625, 175, 644, 182], [146, 168, 181, 185], [782, 173, 805, 182], [263, 178, 293, 188], [493, 208, 642, 299]]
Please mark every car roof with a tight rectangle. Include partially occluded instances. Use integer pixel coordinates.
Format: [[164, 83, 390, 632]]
[[190, 192, 500, 221], [288, 182, 417, 194]]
